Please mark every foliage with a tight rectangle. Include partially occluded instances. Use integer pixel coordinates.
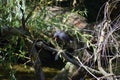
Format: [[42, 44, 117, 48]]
[[0, 0, 120, 80]]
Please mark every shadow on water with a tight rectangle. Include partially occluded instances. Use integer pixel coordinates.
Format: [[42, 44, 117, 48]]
[[0, 64, 60, 80]]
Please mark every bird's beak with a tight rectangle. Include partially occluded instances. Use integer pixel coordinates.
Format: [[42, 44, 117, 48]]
[[53, 37, 57, 41]]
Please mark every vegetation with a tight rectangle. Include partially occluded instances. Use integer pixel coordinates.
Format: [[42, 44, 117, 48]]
[[0, 0, 120, 80]]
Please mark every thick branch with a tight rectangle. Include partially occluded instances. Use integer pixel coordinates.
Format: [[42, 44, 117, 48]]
[[36, 41, 79, 67], [36, 41, 103, 76]]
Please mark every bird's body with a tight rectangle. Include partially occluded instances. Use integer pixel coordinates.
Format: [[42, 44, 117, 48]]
[[53, 30, 74, 58]]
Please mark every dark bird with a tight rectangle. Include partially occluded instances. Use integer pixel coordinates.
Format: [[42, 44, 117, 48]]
[[53, 30, 72, 43], [54, 30, 74, 59]]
